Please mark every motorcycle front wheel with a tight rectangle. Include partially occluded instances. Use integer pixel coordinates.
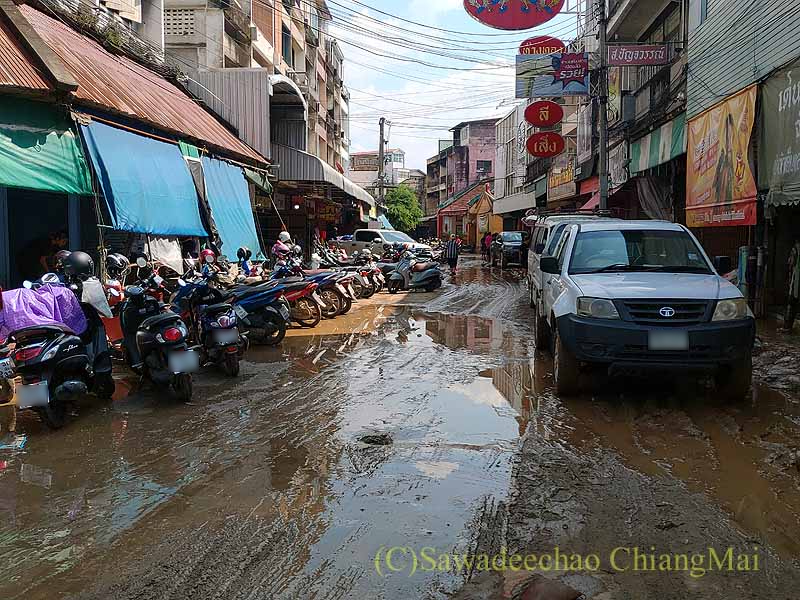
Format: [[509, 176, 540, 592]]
[[360, 280, 376, 299], [319, 289, 341, 319], [292, 298, 321, 328], [387, 279, 402, 294], [338, 293, 352, 315], [350, 279, 364, 298]]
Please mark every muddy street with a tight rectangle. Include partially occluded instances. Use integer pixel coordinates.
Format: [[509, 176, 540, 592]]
[[1, 257, 799, 599]]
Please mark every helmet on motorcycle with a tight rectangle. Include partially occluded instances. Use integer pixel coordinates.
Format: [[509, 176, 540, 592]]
[[292, 244, 302, 256], [200, 248, 216, 265], [53, 249, 71, 271], [63, 251, 95, 281], [278, 231, 291, 243], [105, 252, 129, 274], [237, 246, 252, 261]]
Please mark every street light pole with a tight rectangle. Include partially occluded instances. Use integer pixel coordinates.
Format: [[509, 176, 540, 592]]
[[378, 117, 386, 204], [598, 0, 609, 211]]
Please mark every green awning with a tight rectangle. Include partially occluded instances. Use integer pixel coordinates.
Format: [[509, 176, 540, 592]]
[[630, 113, 686, 174], [244, 167, 273, 195], [0, 97, 92, 195], [179, 140, 201, 158]]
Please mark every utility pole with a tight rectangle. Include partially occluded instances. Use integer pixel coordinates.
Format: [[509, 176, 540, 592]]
[[597, 0, 609, 211], [378, 117, 386, 204]]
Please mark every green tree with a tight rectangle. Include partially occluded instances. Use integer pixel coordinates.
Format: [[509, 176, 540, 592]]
[[384, 184, 423, 233]]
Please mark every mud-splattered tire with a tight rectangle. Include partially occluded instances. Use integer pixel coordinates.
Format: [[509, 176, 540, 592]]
[[339, 295, 352, 314], [533, 301, 550, 350], [36, 401, 67, 430], [553, 327, 580, 396], [172, 373, 193, 402], [716, 352, 752, 402], [222, 352, 240, 377], [319, 289, 341, 319], [94, 371, 116, 399], [293, 299, 321, 328]]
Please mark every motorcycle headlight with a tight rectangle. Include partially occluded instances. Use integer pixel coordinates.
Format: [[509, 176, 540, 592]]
[[712, 298, 752, 321], [576, 297, 620, 320]]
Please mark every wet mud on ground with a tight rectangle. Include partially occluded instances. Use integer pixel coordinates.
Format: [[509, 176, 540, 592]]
[[1, 257, 799, 599]]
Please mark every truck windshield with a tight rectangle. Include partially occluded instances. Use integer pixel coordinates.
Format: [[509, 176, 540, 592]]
[[569, 230, 712, 275], [502, 232, 523, 242], [383, 232, 415, 243]]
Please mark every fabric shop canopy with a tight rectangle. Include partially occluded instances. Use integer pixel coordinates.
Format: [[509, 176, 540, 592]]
[[377, 214, 394, 230], [80, 120, 207, 236], [272, 143, 375, 207], [202, 157, 262, 256], [0, 97, 92, 195], [630, 112, 686, 174]]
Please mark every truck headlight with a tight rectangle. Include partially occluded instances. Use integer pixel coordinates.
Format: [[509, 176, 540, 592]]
[[712, 298, 752, 321], [577, 297, 620, 320]]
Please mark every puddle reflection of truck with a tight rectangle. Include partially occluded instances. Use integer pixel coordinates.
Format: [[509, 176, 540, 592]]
[[334, 229, 431, 256]]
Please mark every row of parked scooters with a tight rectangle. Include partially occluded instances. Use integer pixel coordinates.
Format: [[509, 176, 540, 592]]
[[1, 242, 444, 430]]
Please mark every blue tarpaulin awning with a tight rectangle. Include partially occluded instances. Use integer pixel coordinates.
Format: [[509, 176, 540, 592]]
[[80, 120, 207, 236], [378, 215, 394, 230], [201, 157, 262, 257]]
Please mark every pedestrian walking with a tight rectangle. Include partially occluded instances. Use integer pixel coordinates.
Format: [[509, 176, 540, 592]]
[[781, 238, 800, 333], [444, 234, 460, 276], [483, 232, 493, 264]]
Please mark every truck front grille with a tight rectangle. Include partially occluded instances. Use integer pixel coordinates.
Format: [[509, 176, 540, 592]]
[[619, 300, 711, 326]]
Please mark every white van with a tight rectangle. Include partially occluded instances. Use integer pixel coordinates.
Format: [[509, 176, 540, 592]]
[[534, 220, 755, 399]]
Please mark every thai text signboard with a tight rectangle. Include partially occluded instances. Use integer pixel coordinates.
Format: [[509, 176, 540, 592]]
[[519, 35, 566, 55], [608, 44, 669, 66], [527, 131, 565, 158], [524, 100, 563, 127], [464, 0, 565, 31]]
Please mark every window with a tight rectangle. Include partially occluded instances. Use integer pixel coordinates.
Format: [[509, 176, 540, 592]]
[[477, 160, 492, 176], [700, 0, 708, 24], [555, 231, 571, 270], [281, 25, 292, 66], [502, 232, 523, 242], [355, 230, 379, 243], [544, 223, 567, 256], [568, 230, 712, 275]]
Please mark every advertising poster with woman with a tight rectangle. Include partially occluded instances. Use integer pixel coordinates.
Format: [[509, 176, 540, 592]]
[[686, 85, 757, 227]]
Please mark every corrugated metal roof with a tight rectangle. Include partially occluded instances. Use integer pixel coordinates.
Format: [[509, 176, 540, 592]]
[[272, 143, 375, 207], [0, 17, 51, 92], [17, 6, 265, 165]]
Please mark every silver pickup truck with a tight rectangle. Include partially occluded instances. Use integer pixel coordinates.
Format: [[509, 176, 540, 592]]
[[333, 229, 431, 256]]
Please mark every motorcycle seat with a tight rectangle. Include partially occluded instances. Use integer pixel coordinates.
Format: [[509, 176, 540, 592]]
[[412, 262, 438, 273], [11, 323, 76, 342], [141, 312, 181, 330], [200, 302, 232, 316]]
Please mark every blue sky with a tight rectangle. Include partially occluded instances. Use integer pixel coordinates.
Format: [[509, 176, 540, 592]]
[[330, 0, 582, 169]]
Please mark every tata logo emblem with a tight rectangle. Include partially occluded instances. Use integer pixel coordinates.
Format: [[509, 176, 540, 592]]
[[659, 307, 676, 318]]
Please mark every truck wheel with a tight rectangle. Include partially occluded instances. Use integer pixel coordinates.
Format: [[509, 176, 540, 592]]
[[533, 302, 550, 350], [553, 327, 580, 396], [716, 352, 752, 402]]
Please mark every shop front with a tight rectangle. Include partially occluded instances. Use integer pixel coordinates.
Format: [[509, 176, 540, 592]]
[[270, 143, 375, 254], [760, 58, 800, 310]]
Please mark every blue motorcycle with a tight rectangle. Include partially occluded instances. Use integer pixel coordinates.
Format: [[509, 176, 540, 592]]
[[171, 271, 246, 376]]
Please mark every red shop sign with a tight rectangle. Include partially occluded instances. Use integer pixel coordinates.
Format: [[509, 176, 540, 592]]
[[526, 132, 565, 158], [525, 101, 564, 127], [519, 35, 566, 55], [463, 0, 565, 31]]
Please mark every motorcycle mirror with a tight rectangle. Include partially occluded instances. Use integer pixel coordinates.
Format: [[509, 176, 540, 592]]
[[22, 280, 33, 289], [136, 257, 148, 268], [41, 272, 60, 283], [178, 278, 187, 287]]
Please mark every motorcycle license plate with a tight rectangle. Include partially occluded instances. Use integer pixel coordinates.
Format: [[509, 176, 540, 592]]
[[16, 381, 49, 409], [233, 305, 248, 320], [214, 329, 239, 344], [279, 305, 291, 320], [0, 358, 13, 379], [168, 350, 200, 373]]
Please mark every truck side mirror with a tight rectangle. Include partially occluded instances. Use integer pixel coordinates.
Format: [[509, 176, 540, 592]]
[[540, 256, 560, 274]]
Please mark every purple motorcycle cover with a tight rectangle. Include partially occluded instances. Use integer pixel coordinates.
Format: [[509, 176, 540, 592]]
[[0, 285, 87, 341]]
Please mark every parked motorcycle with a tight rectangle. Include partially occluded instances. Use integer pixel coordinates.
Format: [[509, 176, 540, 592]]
[[274, 250, 357, 318], [10, 255, 115, 429], [172, 267, 246, 377], [386, 251, 443, 293], [118, 257, 197, 401]]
